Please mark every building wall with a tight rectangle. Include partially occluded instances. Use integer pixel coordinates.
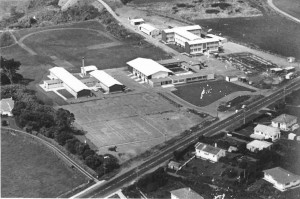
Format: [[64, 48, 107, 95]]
[[63, 83, 78, 98], [171, 194, 179, 199], [271, 119, 297, 131], [152, 71, 169, 79], [77, 89, 91, 98], [1, 111, 13, 117], [44, 81, 64, 89], [109, 84, 124, 93], [254, 130, 280, 141], [196, 149, 218, 162]]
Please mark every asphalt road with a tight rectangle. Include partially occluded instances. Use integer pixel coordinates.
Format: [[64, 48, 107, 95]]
[[77, 78, 300, 198]]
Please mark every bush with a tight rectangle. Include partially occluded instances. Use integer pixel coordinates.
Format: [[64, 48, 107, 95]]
[[205, 9, 220, 14], [2, 120, 8, 126], [0, 32, 16, 47]]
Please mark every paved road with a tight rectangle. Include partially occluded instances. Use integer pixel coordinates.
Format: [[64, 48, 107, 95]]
[[1, 127, 98, 182], [75, 78, 300, 198], [268, 0, 300, 24]]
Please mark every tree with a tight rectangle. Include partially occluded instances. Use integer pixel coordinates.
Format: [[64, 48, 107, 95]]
[[66, 138, 80, 154], [55, 108, 75, 130], [2, 120, 8, 126], [85, 155, 103, 170], [75, 142, 90, 156], [0, 56, 21, 84], [54, 131, 73, 146]]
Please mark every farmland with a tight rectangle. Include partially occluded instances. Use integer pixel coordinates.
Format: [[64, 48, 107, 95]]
[[61, 92, 203, 162], [1, 130, 87, 198], [172, 80, 255, 107]]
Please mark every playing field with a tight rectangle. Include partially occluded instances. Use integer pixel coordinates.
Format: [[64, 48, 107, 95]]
[[1, 131, 87, 198], [61, 92, 203, 159], [172, 80, 254, 107]]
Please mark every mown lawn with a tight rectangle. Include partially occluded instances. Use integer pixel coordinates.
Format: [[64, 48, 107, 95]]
[[1, 130, 87, 198]]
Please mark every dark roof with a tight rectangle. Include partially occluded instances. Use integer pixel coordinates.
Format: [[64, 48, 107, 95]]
[[195, 142, 224, 155], [170, 188, 204, 199], [264, 167, 300, 185], [272, 114, 297, 124]]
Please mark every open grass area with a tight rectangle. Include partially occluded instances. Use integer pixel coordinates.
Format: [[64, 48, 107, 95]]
[[1, 130, 87, 198], [172, 80, 254, 107], [62, 92, 203, 162], [274, 0, 300, 20]]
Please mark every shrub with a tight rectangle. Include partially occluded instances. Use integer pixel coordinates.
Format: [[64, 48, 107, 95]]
[[0, 32, 15, 47], [205, 9, 220, 14], [2, 120, 8, 126]]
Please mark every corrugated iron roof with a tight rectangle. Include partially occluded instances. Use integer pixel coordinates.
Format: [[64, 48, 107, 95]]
[[170, 187, 204, 199], [90, 70, 123, 87], [264, 167, 300, 185], [272, 114, 297, 124]]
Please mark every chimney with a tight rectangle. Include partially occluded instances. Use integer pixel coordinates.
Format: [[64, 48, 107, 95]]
[[82, 57, 85, 68], [215, 143, 217, 148]]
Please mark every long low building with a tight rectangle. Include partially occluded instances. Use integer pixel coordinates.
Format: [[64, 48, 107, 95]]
[[138, 23, 159, 36], [90, 70, 125, 93], [162, 25, 226, 55], [46, 67, 91, 98]]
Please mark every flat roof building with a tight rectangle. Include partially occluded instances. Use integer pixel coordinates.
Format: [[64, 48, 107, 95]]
[[138, 23, 159, 36], [90, 70, 124, 93], [0, 97, 14, 116], [49, 67, 91, 98]]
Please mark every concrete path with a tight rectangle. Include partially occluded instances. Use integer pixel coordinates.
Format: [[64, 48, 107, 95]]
[[268, 0, 300, 24]]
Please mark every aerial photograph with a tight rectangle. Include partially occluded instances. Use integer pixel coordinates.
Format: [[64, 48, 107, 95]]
[[1, 0, 300, 198]]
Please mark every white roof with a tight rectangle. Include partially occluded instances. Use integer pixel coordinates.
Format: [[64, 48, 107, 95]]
[[90, 70, 123, 87], [0, 97, 14, 113], [284, 66, 295, 70], [81, 65, 97, 72], [247, 140, 273, 149], [254, 124, 280, 136], [130, 18, 144, 23], [206, 34, 226, 41], [174, 29, 200, 41], [187, 37, 219, 45], [127, 58, 172, 76], [49, 67, 89, 92], [270, 68, 283, 71], [139, 23, 158, 32], [164, 25, 202, 34]]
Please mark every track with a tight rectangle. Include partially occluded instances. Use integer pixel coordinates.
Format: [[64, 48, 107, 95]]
[[1, 127, 98, 182], [76, 78, 300, 198]]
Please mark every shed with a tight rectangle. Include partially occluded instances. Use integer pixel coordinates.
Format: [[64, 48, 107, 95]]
[[226, 76, 238, 82], [130, 18, 145, 26], [168, 161, 181, 171], [139, 23, 160, 36], [0, 97, 14, 116]]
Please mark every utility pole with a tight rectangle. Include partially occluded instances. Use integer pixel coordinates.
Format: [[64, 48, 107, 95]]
[[283, 86, 286, 104], [243, 109, 246, 124]]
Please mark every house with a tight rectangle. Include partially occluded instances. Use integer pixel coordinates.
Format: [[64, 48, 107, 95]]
[[271, 114, 298, 131], [127, 58, 173, 82], [246, 140, 273, 152], [253, 124, 281, 141], [0, 97, 14, 116], [195, 142, 226, 162], [138, 23, 160, 36], [225, 76, 238, 82], [129, 18, 144, 26], [168, 161, 181, 171], [90, 70, 125, 93], [46, 67, 91, 98], [263, 167, 300, 191], [288, 133, 296, 140], [170, 187, 204, 199]]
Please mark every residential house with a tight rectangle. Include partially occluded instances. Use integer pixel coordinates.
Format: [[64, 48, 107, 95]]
[[253, 124, 281, 141], [263, 167, 300, 191], [271, 114, 298, 131], [246, 140, 273, 152], [170, 187, 204, 199], [0, 97, 15, 116], [195, 142, 226, 162], [168, 161, 181, 171]]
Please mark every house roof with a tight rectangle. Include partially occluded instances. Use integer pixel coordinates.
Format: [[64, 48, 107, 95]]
[[170, 187, 204, 199], [90, 70, 123, 87], [272, 114, 297, 124], [0, 97, 14, 113], [139, 23, 158, 32], [195, 142, 224, 155], [247, 140, 273, 149], [157, 58, 184, 66], [168, 161, 181, 168], [264, 167, 300, 185], [81, 65, 97, 72], [49, 67, 90, 92], [254, 124, 280, 136], [130, 18, 144, 23], [127, 58, 173, 77]]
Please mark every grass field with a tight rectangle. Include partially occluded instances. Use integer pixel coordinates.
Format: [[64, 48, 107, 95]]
[[57, 89, 74, 99], [62, 92, 203, 162], [1, 131, 87, 198], [172, 80, 254, 107], [274, 0, 300, 20]]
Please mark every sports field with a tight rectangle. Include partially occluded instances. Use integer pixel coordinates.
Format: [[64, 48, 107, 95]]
[[172, 80, 254, 107], [1, 131, 87, 198], [274, 0, 300, 20], [62, 92, 203, 161]]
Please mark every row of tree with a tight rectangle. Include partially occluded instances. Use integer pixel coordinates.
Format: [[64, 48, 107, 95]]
[[1, 83, 119, 178]]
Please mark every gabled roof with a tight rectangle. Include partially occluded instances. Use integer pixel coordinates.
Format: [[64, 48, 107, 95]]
[[170, 187, 204, 199], [130, 18, 144, 23], [195, 142, 224, 155], [247, 140, 273, 148], [264, 167, 300, 185], [254, 124, 280, 136], [272, 114, 297, 124], [49, 67, 89, 92], [81, 65, 97, 72], [127, 58, 173, 77], [90, 70, 123, 87], [0, 97, 14, 113], [139, 23, 158, 32]]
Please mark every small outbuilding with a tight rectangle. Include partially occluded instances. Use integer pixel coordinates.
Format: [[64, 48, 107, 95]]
[[138, 23, 160, 36], [0, 97, 15, 116], [246, 140, 273, 152], [168, 161, 181, 171], [130, 18, 145, 26], [226, 76, 238, 82]]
